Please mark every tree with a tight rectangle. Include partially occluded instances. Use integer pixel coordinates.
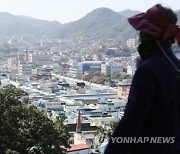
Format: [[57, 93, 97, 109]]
[[82, 74, 91, 81], [0, 85, 70, 153], [111, 72, 122, 79], [91, 75, 104, 84], [111, 72, 132, 81]]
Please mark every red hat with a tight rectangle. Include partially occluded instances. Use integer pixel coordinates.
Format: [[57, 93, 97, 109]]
[[128, 4, 180, 46]]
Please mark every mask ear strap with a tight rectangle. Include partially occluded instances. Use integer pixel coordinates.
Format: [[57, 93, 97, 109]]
[[156, 40, 180, 80]]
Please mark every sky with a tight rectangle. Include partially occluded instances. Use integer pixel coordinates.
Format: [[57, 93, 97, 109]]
[[0, 0, 179, 23]]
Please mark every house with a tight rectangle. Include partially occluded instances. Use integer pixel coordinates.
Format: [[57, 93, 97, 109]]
[[66, 144, 91, 154], [66, 111, 98, 145], [117, 79, 131, 100]]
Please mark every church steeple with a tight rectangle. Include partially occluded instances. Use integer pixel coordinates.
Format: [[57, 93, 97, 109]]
[[76, 110, 82, 133]]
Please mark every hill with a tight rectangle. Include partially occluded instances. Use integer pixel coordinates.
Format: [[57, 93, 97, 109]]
[[57, 7, 135, 40], [118, 9, 141, 18], [0, 8, 180, 41], [0, 12, 62, 36], [175, 10, 180, 25]]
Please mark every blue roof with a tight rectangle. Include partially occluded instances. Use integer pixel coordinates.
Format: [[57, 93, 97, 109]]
[[72, 96, 103, 100], [38, 102, 46, 108], [55, 110, 65, 115]]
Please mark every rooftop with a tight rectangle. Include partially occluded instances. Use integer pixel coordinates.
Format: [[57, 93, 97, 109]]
[[66, 123, 98, 132], [67, 144, 90, 152]]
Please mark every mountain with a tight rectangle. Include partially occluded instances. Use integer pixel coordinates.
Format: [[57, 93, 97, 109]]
[[118, 9, 141, 18], [0, 8, 180, 41], [175, 10, 180, 25], [57, 8, 180, 41], [56, 7, 135, 40], [0, 12, 62, 36]]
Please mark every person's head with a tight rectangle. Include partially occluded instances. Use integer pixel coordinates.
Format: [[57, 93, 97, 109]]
[[157, 4, 177, 25], [128, 4, 180, 46]]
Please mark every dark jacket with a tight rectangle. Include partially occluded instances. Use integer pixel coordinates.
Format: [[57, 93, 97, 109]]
[[104, 49, 180, 154]]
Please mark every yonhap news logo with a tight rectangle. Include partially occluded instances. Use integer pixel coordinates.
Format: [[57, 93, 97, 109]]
[[111, 137, 175, 144], [95, 133, 106, 145]]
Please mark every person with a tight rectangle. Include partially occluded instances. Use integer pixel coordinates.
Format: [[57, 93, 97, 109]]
[[104, 4, 180, 154]]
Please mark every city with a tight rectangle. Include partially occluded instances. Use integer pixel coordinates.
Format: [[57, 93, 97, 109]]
[[1, 34, 180, 153], [0, 34, 137, 153], [1, 1, 180, 154]]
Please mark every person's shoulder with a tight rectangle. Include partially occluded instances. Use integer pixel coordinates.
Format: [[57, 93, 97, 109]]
[[137, 57, 158, 72], [135, 56, 165, 79], [135, 61, 156, 79]]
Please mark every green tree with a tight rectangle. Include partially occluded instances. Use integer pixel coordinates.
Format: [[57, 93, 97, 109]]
[[111, 72, 132, 81], [82, 74, 91, 81], [0, 85, 70, 154]]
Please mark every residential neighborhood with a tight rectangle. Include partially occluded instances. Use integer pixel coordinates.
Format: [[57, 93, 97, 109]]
[[1, 34, 179, 153], [0, 34, 138, 153]]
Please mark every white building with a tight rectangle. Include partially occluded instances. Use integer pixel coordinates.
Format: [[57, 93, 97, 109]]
[[67, 68, 83, 79], [126, 38, 136, 49], [74, 132, 95, 146], [29, 53, 52, 66], [127, 65, 133, 75], [88, 116, 119, 128], [101, 63, 110, 75], [101, 62, 123, 75], [19, 62, 32, 76], [18, 53, 26, 64], [7, 57, 18, 69], [110, 63, 123, 74]]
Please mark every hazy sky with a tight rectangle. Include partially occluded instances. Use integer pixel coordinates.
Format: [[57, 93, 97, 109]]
[[0, 0, 179, 23]]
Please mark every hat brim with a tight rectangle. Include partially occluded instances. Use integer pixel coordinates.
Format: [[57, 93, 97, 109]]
[[128, 13, 163, 38]]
